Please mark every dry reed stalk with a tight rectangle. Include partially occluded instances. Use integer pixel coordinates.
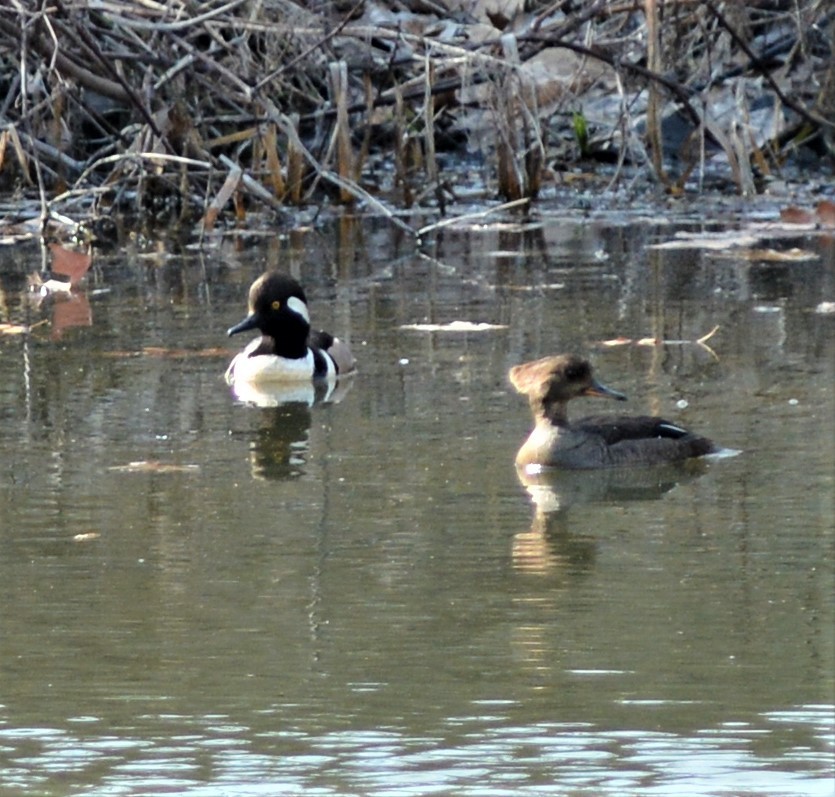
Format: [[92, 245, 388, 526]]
[[355, 73, 374, 182], [495, 38, 521, 201], [262, 123, 286, 199], [516, 56, 545, 200], [0, 127, 31, 184], [202, 161, 242, 232], [218, 154, 285, 212], [523, 121, 544, 199], [206, 128, 259, 150], [496, 136, 523, 202], [816, 58, 834, 155], [269, 110, 412, 233], [251, 130, 264, 204], [50, 90, 67, 195], [393, 87, 412, 207], [495, 34, 544, 202], [643, 0, 666, 185], [284, 115, 305, 206], [329, 61, 354, 204], [729, 102, 756, 196], [423, 54, 438, 192]]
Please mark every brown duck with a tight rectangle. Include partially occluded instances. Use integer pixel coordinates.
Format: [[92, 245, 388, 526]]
[[510, 354, 718, 470]]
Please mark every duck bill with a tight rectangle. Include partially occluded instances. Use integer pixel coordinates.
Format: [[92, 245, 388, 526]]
[[227, 313, 260, 337], [583, 379, 627, 401]]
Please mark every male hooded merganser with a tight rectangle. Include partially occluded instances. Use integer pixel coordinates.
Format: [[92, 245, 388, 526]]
[[225, 272, 356, 386], [510, 354, 718, 470]]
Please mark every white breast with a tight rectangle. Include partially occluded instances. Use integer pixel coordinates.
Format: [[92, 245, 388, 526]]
[[225, 340, 319, 385]]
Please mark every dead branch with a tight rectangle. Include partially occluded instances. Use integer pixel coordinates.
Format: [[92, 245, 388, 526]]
[[0, 0, 829, 230]]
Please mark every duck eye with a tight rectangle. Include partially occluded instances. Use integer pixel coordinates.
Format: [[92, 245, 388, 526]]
[[271, 300, 281, 310], [565, 364, 587, 381]]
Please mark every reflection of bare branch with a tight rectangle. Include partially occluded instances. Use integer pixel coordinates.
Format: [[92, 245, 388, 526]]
[[418, 198, 530, 238], [697, 325, 720, 346], [597, 326, 721, 359]]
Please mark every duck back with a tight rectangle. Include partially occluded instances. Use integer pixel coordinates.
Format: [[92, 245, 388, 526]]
[[574, 414, 717, 467]]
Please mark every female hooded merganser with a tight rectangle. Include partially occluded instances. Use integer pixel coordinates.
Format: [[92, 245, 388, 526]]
[[225, 272, 356, 386], [510, 354, 718, 470]]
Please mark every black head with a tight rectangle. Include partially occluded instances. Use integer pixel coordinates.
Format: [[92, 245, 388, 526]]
[[227, 272, 311, 359]]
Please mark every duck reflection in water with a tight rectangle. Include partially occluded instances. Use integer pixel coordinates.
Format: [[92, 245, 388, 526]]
[[237, 381, 354, 481], [246, 403, 312, 481], [513, 460, 709, 576]]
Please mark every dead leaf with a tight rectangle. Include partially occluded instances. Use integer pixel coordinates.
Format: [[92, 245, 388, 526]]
[[49, 243, 92, 284], [816, 200, 835, 227], [779, 206, 815, 225], [780, 201, 835, 227]]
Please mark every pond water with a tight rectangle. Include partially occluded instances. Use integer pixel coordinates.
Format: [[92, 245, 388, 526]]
[[0, 209, 833, 796]]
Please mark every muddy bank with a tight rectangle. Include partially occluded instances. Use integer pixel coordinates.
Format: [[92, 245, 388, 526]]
[[0, 0, 833, 238]]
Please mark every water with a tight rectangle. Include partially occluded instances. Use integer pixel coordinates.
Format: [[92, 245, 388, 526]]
[[0, 211, 833, 796]]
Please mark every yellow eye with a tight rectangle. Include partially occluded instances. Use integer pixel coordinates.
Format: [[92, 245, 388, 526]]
[[271, 300, 281, 310]]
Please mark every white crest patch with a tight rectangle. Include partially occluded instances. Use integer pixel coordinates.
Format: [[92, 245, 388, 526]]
[[286, 295, 310, 324]]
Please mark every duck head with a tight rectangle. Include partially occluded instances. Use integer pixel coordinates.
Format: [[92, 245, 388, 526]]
[[509, 354, 627, 423], [227, 272, 311, 359]]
